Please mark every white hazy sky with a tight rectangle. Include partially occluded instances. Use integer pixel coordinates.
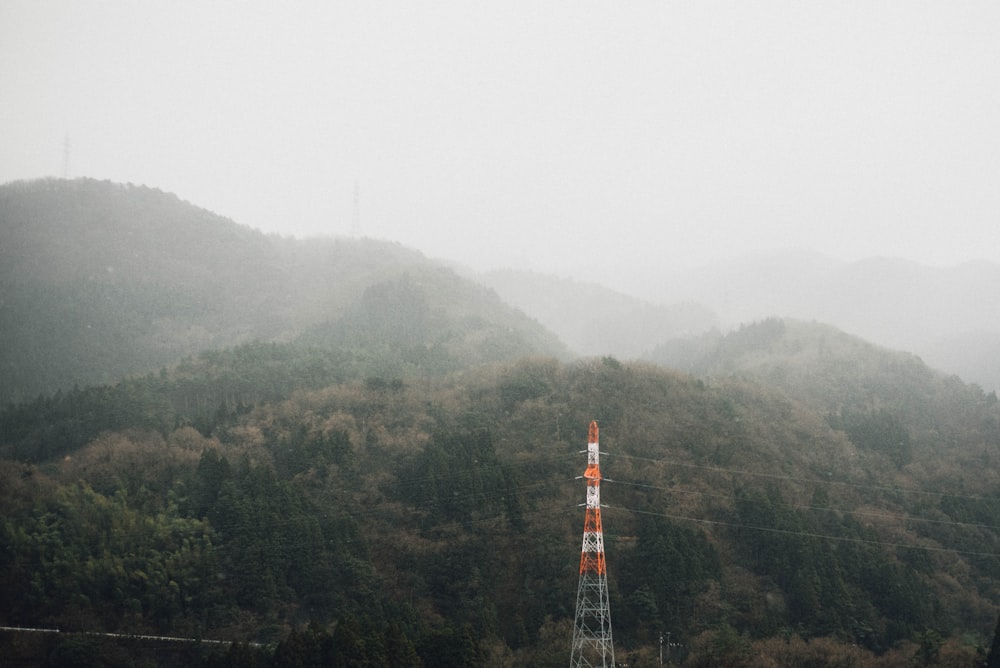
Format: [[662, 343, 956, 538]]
[[2, 1, 999, 277]]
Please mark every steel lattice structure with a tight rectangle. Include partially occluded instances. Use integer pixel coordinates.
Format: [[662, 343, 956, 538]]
[[570, 420, 615, 668]]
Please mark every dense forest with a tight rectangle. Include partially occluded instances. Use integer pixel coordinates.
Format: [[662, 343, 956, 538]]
[[3, 179, 1000, 666], [3, 327, 1000, 665]]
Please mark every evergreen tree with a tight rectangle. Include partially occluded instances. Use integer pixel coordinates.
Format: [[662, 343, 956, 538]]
[[330, 616, 368, 668], [385, 624, 423, 667], [987, 615, 1000, 668]]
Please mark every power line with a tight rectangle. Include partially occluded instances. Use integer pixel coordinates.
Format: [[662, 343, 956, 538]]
[[0, 625, 259, 647], [607, 451, 1000, 503], [601, 503, 1000, 559], [606, 478, 1000, 533]]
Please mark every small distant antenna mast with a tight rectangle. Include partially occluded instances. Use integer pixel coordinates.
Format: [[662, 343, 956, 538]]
[[351, 180, 361, 237], [62, 133, 71, 179]]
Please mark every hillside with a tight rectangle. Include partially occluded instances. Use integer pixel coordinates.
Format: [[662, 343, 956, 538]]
[[4, 179, 1000, 665], [0, 178, 566, 403], [651, 318, 1000, 472], [642, 252, 1000, 392], [476, 255, 1000, 392], [2, 321, 1000, 664]]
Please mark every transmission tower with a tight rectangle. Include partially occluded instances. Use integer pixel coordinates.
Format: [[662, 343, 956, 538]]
[[570, 420, 615, 667]]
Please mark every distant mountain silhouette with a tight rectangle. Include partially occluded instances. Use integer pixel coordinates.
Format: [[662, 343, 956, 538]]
[[5, 178, 996, 402], [0, 178, 566, 403], [479, 269, 718, 359], [487, 251, 1000, 391], [662, 252, 1000, 390]]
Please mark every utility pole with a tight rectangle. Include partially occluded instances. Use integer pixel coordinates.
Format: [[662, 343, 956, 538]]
[[570, 420, 615, 667]]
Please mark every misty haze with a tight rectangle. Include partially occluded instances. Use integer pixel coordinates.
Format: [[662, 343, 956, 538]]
[[2, 3, 1000, 666]]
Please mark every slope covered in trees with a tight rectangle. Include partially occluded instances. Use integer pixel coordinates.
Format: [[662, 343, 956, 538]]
[[650, 318, 1000, 471], [2, 332, 1000, 665], [0, 178, 565, 404], [4, 180, 1000, 665], [630, 252, 1000, 392]]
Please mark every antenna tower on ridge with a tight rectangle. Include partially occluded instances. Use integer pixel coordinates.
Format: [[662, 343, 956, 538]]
[[62, 133, 71, 179], [351, 180, 361, 236], [570, 420, 615, 667]]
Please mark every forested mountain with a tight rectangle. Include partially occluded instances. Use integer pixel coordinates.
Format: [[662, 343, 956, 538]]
[[4, 179, 1000, 666], [640, 252, 1000, 392], [651, 318, 1000, 471], [477, 255, 1000, 392], [3, 320, 1000, 665], [0, 178, 565, 404]]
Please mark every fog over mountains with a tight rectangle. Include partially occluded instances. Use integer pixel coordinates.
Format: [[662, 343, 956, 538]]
[[482, 254, 1000, 393], [0, 178, 567, 404], [4, 3, 999, 661], [3, 177, 999, 402]]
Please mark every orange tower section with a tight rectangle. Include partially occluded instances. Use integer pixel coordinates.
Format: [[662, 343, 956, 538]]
[[570, 421, 615, 667]]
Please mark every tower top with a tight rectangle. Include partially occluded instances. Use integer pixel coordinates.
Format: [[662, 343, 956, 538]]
[[585, 420, 601, 479]]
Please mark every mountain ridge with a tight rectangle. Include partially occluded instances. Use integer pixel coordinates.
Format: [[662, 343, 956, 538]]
[[0, 178, 566, 403], [485, 252, 1000, 392]]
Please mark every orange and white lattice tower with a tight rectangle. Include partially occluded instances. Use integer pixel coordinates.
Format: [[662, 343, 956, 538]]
[[570, 420, 615, 667]]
